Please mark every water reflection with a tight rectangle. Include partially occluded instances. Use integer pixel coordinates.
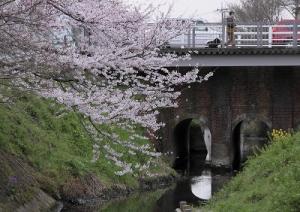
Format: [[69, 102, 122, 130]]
[[153, 168, 231, 212], [62, 169, 231, 212], [191, 169, 212, 200]]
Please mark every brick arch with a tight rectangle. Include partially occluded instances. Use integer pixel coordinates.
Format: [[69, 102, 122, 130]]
[[165, 114, 208, 156], [231, 115, 271, 170], [172, 114, 209, 129], [172, 116, 211, 174], [231, 114, 272, 132]]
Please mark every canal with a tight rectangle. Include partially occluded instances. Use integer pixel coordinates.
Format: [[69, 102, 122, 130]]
[[62, 118, 234, 212], [62, 167, 232, 212]]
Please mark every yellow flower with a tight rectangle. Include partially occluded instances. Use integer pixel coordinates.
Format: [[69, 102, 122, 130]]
[[271, 128, 291, 141]]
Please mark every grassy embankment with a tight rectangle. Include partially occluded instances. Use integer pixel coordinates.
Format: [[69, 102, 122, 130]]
[[204, 131, 300, 212], [0, 86, 174, 209]]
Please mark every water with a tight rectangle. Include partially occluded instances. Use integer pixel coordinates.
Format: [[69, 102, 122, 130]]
[[62, 168, 232, 212], [191, 170, 212, 200], [152, 168, 232, 212]]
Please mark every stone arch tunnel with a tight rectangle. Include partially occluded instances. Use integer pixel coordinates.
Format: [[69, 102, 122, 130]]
[[158, 66, 300, 169]]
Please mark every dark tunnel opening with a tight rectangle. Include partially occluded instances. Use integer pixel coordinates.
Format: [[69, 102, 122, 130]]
[[232, 122, 242, 171], [232, 120, 270, 171], [173, 119, 208, 175], [173, 119, 192, 172]]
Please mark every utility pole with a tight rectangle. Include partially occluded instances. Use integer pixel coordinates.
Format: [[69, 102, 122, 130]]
[[217, 5, 229, 47]]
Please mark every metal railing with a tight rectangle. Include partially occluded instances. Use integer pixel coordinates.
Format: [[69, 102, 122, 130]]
[[167, 22, 300, 48]]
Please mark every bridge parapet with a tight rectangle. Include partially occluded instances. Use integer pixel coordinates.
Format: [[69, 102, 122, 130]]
[[167, 22, 300, 49]]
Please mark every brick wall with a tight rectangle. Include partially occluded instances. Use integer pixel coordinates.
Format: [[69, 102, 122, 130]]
[[159, 66, 300, 167]]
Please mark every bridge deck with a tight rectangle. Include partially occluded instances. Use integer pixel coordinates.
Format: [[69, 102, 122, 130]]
[[165, 47, 300, 55], [164, 48, 300, 67]]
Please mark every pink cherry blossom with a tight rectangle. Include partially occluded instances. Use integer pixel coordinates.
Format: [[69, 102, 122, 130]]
[[0, 0, 213, 130]]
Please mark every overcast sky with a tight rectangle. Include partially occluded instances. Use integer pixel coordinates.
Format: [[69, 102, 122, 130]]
[[124, 0, 240, 22]]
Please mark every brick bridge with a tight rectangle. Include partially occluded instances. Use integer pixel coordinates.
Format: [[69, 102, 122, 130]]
[[158, 48, 300, 172]]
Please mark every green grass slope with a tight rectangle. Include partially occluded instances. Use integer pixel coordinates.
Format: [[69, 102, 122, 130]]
[[205, 132, 300, 212], [0, 87, 173, 200]]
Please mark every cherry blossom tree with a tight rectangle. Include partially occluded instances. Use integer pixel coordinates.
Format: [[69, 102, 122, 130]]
[[0, 0, 212, 131]]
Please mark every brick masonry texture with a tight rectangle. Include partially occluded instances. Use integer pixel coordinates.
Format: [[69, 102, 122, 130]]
[[159, 66, 300, 167]]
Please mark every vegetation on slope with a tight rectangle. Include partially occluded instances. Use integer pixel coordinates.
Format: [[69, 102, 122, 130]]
[[205, 131, 300, 212], [0, 86, 174, 209]]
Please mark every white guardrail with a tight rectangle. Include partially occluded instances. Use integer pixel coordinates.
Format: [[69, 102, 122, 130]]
[[167, 23, 300, 48]]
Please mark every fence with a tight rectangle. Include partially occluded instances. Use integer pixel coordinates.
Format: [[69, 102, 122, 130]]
[[167, 22, 300, 48]]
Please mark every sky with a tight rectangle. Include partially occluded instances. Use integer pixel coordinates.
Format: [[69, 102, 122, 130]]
[[124, 0, 240, 22]]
